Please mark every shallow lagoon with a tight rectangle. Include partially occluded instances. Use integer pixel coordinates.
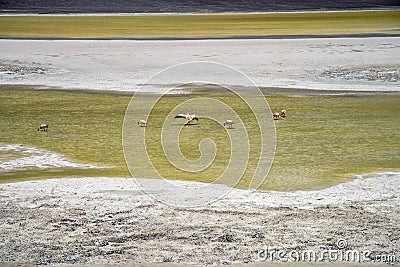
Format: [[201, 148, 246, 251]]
[[1, 87, 399, 191]]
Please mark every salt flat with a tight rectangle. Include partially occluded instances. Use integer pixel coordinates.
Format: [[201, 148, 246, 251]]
[[0, 37, 399, 92], [0, 173, 398, 265]]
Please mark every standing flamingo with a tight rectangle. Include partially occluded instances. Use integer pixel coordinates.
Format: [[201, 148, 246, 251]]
[[38, 124, 49, 131], [137, 120, 147, 127], [223, 120, 235, 129]]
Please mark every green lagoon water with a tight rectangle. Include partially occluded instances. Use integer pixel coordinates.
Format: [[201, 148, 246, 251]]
[[1, 86, 399, 191]]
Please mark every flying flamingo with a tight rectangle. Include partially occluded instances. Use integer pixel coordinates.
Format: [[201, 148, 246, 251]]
[[137, 120, 147, 127], [174, 112, 199, 124], [223, 120, 235, 129]]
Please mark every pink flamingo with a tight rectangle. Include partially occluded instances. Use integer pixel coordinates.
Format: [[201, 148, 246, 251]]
[[137, 120, 147, 127], [223, 120, 235, 129], [174, 112, 199, 124], [38, 124, 49, 131]]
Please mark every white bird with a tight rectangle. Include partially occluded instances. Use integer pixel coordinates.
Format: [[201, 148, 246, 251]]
[[223, 120, 235, 129], [38, 124, 49, 131], [273, 112, 281, 120], [137, 120, 147, 127], [174, 112, 199, 124]]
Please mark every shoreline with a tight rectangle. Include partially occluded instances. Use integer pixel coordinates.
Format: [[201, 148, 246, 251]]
[[1, 33, 400, 41], [2, 171, 399, 208], [2, 84, 400, 96]]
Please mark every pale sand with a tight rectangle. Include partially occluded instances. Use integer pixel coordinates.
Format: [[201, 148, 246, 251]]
[[0, 37, 399, 92], [0, 174, 398, 265], [0, 262, 392, 267]]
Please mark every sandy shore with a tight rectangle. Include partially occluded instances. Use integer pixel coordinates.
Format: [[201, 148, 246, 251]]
[[0, 173, 398, 265], [0, 37, 399, 92]]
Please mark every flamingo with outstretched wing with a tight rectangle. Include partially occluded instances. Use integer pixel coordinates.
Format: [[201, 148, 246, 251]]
[[174, 112, 199, 124]]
